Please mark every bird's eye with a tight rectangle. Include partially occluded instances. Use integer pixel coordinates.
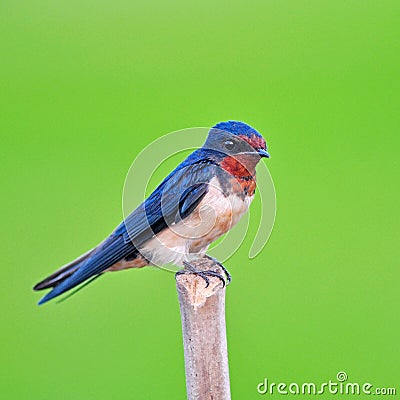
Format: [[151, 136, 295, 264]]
[[224, 140, 235, 151]]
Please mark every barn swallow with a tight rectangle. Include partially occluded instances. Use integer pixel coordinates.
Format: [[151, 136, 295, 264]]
[[34, 121, 270, 304]]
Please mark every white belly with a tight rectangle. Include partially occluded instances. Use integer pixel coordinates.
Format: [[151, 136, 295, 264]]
[[139, 177, 253, 267]]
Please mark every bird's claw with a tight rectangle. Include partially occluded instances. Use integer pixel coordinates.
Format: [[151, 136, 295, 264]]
[[204, 256, 232, 284], [176, 261, 227, 288]]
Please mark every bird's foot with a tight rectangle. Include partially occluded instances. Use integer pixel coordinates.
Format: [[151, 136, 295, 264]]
[[204, 255, 232, 285], [175, 261, 227, 288]]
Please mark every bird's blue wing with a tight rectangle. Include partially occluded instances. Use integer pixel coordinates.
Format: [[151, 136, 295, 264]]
[[38, 157, 219, 304], [120, 159, 219, 247]]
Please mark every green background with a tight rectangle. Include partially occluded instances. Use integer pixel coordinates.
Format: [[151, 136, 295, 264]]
[[1, 1, 399, 398]]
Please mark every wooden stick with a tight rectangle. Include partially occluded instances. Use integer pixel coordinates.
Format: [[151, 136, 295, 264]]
[[176, 258, 231, 400]]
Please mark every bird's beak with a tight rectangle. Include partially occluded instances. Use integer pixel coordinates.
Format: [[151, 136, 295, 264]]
[[258, 148, 270, 158]]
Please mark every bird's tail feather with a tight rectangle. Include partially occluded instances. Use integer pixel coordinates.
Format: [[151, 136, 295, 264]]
[[55, 273, 104, 304], [36, 238, 133, 305], [33, 248, 95, 291]]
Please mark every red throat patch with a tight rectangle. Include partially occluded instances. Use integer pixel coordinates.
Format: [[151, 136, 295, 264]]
[[219, 133, 265, 197], [220, 155, 257, 196]]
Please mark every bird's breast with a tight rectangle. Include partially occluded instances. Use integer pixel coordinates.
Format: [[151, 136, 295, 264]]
[[138, 177, 253, 267]]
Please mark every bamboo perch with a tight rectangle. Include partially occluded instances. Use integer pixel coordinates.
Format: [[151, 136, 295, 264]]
[[176, 258, 231, 400]]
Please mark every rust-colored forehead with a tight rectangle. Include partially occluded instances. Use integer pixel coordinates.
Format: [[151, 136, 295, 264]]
[[238, 134, 266, 149]]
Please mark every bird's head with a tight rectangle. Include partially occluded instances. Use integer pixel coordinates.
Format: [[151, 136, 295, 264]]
[[204, 121, 269, 159], [203, 121, 269, 177]]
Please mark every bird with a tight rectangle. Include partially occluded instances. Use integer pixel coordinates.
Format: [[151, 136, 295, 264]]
[[34, 121, 270, 305]]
